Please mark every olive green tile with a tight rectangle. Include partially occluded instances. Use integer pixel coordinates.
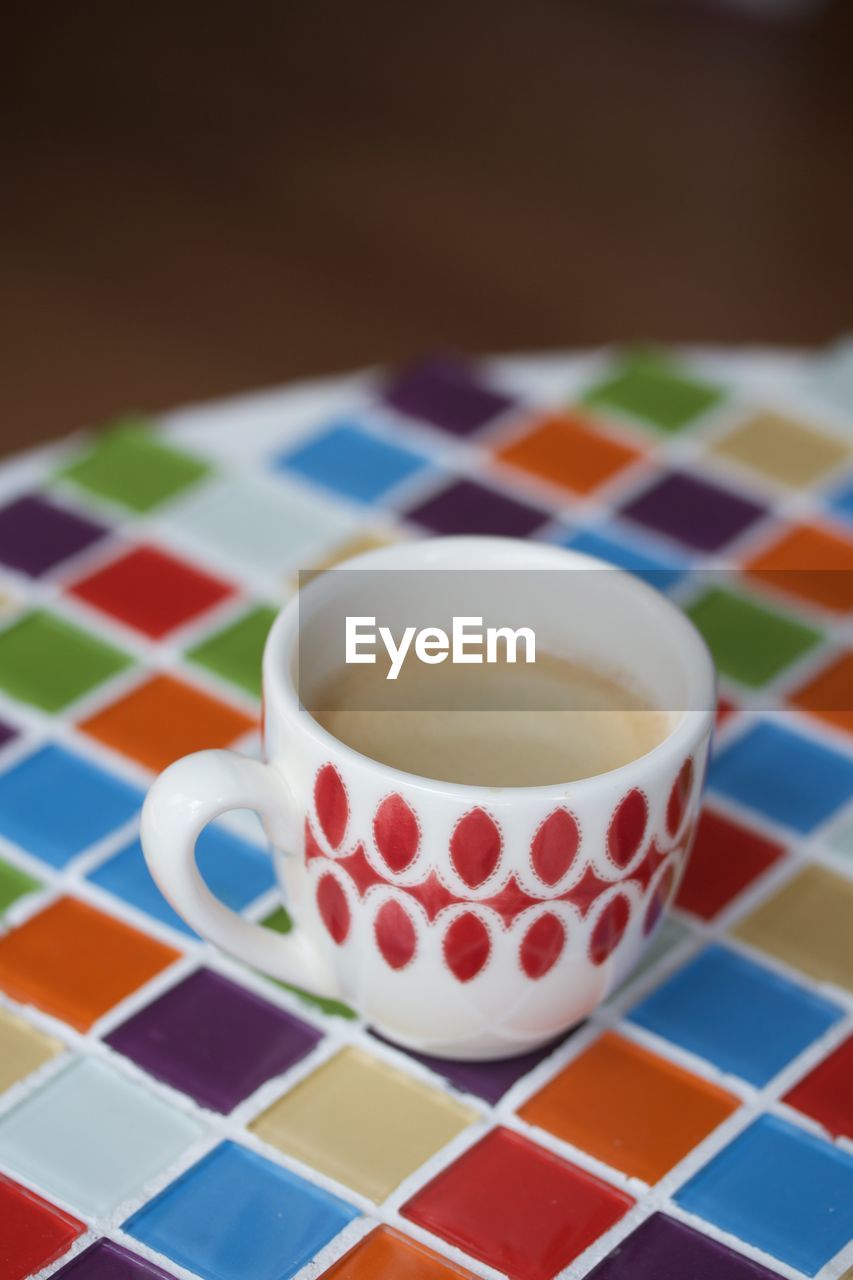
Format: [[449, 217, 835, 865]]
[[581, 351, 724, 433], [0, 856, 41, 914], [687, 587, 822, 687], [57, 418, 211, 513], [187, 605, 277, 699], [0, 611, 133, 711]]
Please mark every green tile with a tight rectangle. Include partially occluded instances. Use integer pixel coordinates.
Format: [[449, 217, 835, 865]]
[[0, 856, 41, 914], [0, 611, 133, 711], [187, 606, 276, 699], [581, 351, 724, 432], [687, 587, 822, 688], [57, 417, 211, 513], [261, 906, 357, 1019]]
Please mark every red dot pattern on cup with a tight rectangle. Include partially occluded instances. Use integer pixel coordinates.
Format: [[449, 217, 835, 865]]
[[450, 808, 502, 888], [316, 872, 350, 944], [374, 898, 417, 970], [531, 809, 580, 885], [444, 913, 491, 981], [666, 758, 694, 837], [373, 793, 420, 873], [314, 764, 348, 849], [589, 894, 631, 964], [607, 790, 647, 868], [520, 912, 566, 979]]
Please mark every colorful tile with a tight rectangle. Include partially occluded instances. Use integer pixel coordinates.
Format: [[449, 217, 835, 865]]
[[709, 720, 853, 833], [402, 1126, 633, 1280], [496, 413, 642, 496], [586, 1212, 782, 1280], [80, 673, 255, 772], [0, 610, 132, 712], [89, 825, 275, 938], [106, 968, 322, 1113], [581, 352, 723, 433], [620, 472, 766, 553], [323, 1226, 477, 1279], [0, 1057, 203, 1217], [745, 521, 853, 613], [675, 1113, 853, 1275], [731, 864, 853, 992], [250, 1046, 476, 1203], [0, 1174, 84, 1280], [784, 1034, 853, 1139], [0, 896, 179, 1030], [54, 1239, 175, 1279], [520, 1030, 738, 1183], [628, 943, 843, 1085], [0, 745, 143, 868], [558, 526, 687, 591], [826, 809, 853, 862], [57, 419, 210, 513], [124, 1140, 358, 1280], [710, 411, 850, 488], [276, 421, 430, 502], [686, 586, 821, 687], [404, 478, 548, 538], [808, 337, 853, 413], [69, 545, 234, 639], [675, 808, 785, 920], [0, 856, 41, 914], [789, 649, 853, 736], [0, 494, 108, 578], [186, 604, 276, 699], [0, 1005, 63, 1094], [382, 355, 515, 435], [831, 477, 853, 524]]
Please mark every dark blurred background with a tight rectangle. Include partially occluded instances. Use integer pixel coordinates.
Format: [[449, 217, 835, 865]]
[[3, 0, 853, 453]]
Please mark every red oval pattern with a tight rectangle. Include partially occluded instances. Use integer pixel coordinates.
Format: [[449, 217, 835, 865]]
[[666, 759, 694, 837], [607, 790, 647, 868], [531, 809, 579, 886], [374, 898, 417, 970], [444, 913, 491, 982], [315, 764, 348, 849], [520, 913, 566, 979], [589, 894, 630, 964], [643, 863, 676, 936], [373, 794, 420, 873], [450, 808, 502, 888], [316, 873, 350, 944]]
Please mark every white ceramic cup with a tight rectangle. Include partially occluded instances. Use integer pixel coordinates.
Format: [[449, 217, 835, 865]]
[[141, 536, 715, 1059]]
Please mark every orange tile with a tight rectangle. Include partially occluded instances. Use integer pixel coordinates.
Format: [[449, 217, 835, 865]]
[[496, 413, 643, 496], [323, 1226, 476, 1278], [519, 1030, 738, 1183], [79, 673, 256, 772], [744, 523, 853, 614], [790, 651, 853, 736], [0, 897, 179, 1030]]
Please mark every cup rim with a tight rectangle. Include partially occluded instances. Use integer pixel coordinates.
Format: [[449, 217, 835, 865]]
[[263, 535, 716, 796]]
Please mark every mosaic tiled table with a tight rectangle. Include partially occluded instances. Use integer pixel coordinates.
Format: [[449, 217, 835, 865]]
[[0, 346, 852, 1280]]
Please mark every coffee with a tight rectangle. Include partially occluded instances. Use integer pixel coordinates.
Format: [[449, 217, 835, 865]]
[[310, 653, 672, 787]]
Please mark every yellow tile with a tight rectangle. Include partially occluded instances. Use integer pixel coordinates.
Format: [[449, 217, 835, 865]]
[[250, 1046, 476, 1202], [731, 864, 853, 992], [293, 531, 398, 588], [711, 412, 850, 488], [0, 1005, 63, 1093]]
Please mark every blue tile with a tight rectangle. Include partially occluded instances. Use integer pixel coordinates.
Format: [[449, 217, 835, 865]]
[[829, 478, 853, 525], [275, 422, 430, 503], [89, 823, 275, 937], [558, 526, 687, 591], [628, 944, 842, 1085], [675, 1114, 853, 1275], [709, 720, 853, 833], [0, 745, 143, 867], [124, 1140, 358, 1280]]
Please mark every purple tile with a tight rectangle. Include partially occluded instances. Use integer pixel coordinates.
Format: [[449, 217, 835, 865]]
[[105, 968, 322, 1113], [587, 1213, 780, 1280], [405, 479, 548, 538], [0, 718, 16, 750], [382, 355, 516, 435], [373, 1029, 577, 1104], [621, 472, 766, 553], [0, 494, 108, 577], [55, 1239, 173, 1279]]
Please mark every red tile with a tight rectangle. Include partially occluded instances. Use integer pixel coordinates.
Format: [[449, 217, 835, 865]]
[[675, 808, 785, 921], [0, 1174, 84, 1279], [784, 1036, 853, 1139], [69, 545, 233, 638], [402, 1127, 633, 1280]]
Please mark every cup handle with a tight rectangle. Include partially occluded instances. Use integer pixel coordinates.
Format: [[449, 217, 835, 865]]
[[140, 749, 339, 997]]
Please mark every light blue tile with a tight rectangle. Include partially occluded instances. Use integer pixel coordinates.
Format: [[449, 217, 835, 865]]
[[628, 944, 843, 1085], [558, 525, 688, 592], [829, 477, 853, 525], [0, 1057, 203, 1217], [0, 745, 143, 867], [125, 1140, 358, 1280], [676, 1114, 853, 1275], [276, 422, 431, 503]]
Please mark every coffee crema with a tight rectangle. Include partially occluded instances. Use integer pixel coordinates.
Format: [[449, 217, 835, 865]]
[[309, 653, 672, 787]]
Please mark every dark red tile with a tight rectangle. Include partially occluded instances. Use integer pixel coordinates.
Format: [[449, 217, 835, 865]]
[[0, 494, 108, 577], [784, 1036, 853, 1139], [620, 472, 767, 553], [0, 1173, 84, 1280], [382, 355, 516, 435], [676, 808, 785, 920], [402, 1127, 633, 1280], [405, 479, 548, 538]]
